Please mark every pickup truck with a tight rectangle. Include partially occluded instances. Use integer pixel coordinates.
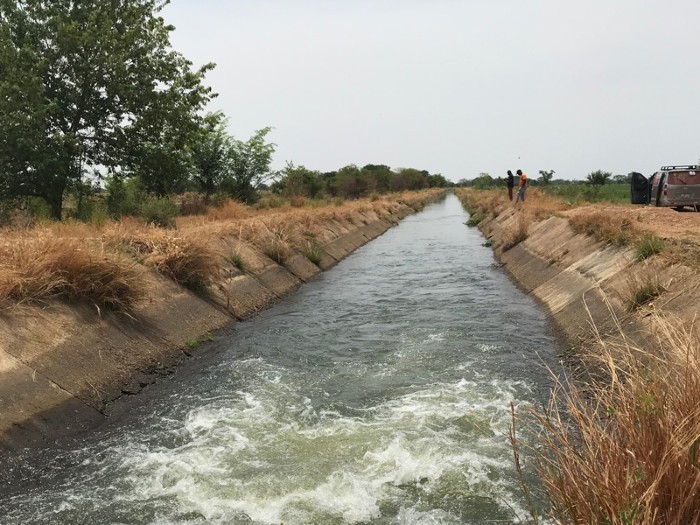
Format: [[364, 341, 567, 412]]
[[631, 165, 700, 210]]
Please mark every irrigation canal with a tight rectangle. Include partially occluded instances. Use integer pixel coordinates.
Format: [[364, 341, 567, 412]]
[[0, 194, 562, 524]]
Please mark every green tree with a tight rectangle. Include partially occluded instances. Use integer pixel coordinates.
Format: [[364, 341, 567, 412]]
[[538, 169, 555, 185], [223, 127, 276, 203], [190, 113, 233, 202], [471, 173, 496, 189], [361, 164, 393, 193], [587, 170, 612, 186], [0, 0, 215, 219], [276, 162, 324, 198]]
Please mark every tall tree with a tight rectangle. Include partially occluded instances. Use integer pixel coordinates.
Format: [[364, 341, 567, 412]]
[[224, 127, 276, 203], [190, 112, 232, 202], [0, 0, 215, 218]]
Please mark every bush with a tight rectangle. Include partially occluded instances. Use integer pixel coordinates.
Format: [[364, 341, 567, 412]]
[[105, 176, 143, 218], [140, 196, 179, 228]]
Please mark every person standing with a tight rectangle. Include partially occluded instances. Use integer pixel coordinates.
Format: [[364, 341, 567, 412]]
[[515, 169, 528, 204], [506, 170, 515, 201]]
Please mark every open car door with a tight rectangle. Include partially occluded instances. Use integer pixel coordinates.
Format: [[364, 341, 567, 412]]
[[630, 172, 649, 204]]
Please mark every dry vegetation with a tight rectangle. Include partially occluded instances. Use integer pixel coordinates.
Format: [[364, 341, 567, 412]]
[[517, 317, 700, 525], [460, 187, 700, 524], [0, 190, 443, 312]]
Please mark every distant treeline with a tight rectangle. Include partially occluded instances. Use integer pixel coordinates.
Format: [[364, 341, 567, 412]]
[[271, 164, 450, 200], [460, 170, 632, 189]]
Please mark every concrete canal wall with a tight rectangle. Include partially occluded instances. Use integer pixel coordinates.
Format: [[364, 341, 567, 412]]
[[0, 203, 417, 450]]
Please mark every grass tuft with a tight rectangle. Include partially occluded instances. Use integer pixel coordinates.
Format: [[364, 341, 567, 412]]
[[303, 242, 325, 265], [635, 233, 665, 261], [0, 234, 143, 311]]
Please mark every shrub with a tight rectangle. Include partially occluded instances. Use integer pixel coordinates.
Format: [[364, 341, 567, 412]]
[[105, 176, 143, 218], [139, 196, 179, 228], [179, 192, 209, 216], [255, 194, 287, 209]]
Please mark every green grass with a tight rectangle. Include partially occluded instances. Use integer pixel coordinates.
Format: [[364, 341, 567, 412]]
[[630, 281, 664, 310], [466, 211, 485, 227], [540, 182, 630, 205], [229, 254, 244, 270], [635, 234, 665, 261], [304, 242, 325, 265]]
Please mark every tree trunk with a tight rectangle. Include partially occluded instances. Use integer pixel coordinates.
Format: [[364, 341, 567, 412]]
[[48, 192, 64, 221]]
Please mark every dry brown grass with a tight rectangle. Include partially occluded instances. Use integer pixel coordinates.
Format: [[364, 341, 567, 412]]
[[500, 213, 531, 251], [103, 222, 219, 293], [517, 316, 700, 525], [0, 232, 143, 311], [0, 190, 443, 308], [455, 188, 570, 222], [568, 209, 639, 247]]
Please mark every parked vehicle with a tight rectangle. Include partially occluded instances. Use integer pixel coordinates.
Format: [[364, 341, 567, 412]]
[[631, 165, 700, 210]]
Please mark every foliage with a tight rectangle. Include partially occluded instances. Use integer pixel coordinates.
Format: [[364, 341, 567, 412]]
[[275, 162, 324, 198], [190, 112, 234, 201], [466, 211, 485, 226], [538, 170, 555, 185], [139, 196, 179, 228], [106, 176, 144, 218], [471, 173, 499, 189], [0, 0, 214, 219], [587, 170, 612, 186], [223, 127, 276, 203]]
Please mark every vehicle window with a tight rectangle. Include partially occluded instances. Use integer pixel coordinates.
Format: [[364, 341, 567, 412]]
[[667, 171, 697, 185]]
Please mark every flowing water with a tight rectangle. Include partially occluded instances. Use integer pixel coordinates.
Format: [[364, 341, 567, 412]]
[[0, 194, 561, 524]]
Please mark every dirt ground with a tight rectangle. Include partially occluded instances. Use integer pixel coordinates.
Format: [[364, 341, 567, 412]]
[[563, 204, 700, 244]]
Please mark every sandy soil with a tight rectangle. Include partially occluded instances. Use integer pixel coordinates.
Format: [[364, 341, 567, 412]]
[[563, 204, 700, 244]]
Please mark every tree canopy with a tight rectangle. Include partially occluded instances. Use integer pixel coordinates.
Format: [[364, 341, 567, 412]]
[[0, 0, 215, 218]]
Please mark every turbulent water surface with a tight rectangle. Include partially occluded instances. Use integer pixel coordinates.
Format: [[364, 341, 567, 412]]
[[0, 194, 561, 524]]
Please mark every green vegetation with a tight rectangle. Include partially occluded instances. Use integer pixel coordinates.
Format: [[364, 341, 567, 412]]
[[229, 254, 244, 270], [0, 0, 449, 226], [635, 234, 665, 261], [0, 0, 215, 219], [629, 280, 665, 310], [303, 242, 325, 265], [459, 171, 632, 205], [466, 211, 485, 227]]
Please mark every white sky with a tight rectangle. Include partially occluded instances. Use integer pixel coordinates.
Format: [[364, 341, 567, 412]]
[[162, 0, 700, 182]]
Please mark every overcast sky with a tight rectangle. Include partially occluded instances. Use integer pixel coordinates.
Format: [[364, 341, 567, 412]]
[[162, 1, 700, 182]]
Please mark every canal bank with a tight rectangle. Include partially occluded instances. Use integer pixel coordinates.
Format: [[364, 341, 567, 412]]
[[0, 193, 562, 525], [468, 199, 700, 354], [0, 196, 440, 451]]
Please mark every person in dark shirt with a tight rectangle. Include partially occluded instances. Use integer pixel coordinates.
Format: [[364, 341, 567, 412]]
[[506, 170, 515, 201]]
